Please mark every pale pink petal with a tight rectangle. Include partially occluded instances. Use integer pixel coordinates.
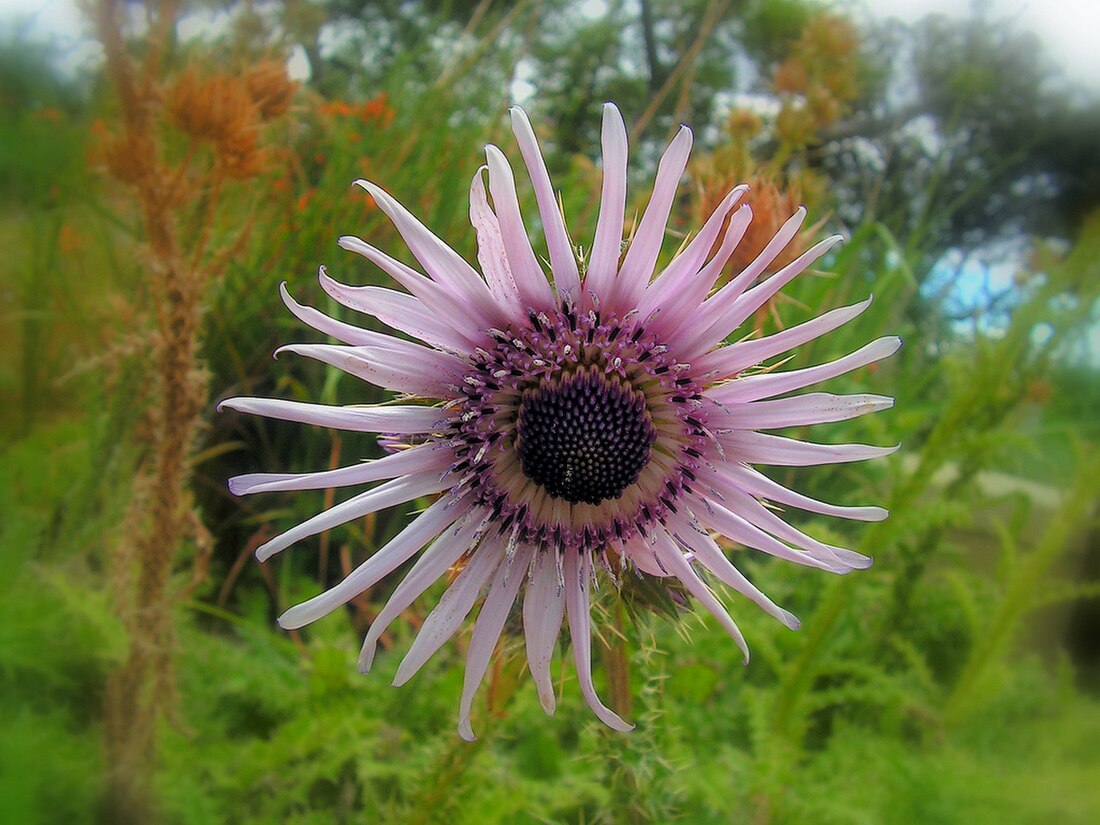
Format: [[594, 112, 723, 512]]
[[217, 397, 451, 434], [279, 283, 397, 347], [586, 103, 629, 300], [564, 548, 633, 731], [277, 494, 466, 629], [609, 125, 693, 311], [652, 531, 750, 663], [393, 536, 502, 686], [690, 495, 846, 573], [335, 237, 494, 341], [683, 234, 844, 357], [274, 343, 464, 397], [483, 145, 557, 310], [229, 443, 452, 496], [623, 539, 671, 577], [698, 298, 878, 380], [719, 430, 900, 466], [458, 542, 536, 740], [712, 485, 871, 571], [523, 549, 566, 714], [317, 269, 469, 351], [722, 464, 888, 522], [669, 518, 800, 629], [469, 168, 524, 315], [715, 392, 894, 430], [668, 207, 807, 348], [353, 180, 505, 322], [359, 508, 487, 673], [254, 472, 452, 562], [510, 106, 581, 299], [639, 189, 748, 319]]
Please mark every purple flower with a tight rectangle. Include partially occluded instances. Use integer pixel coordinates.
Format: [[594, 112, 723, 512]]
[[221, 104, 898, 739]]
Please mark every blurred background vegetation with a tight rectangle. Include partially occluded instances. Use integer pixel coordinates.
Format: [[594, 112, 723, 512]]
[[2, 0, 1099, 822]]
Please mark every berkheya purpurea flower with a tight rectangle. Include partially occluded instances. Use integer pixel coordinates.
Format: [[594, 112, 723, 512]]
[[221, 103, 898, 740]]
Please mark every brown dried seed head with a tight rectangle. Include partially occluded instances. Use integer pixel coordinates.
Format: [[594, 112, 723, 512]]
[[103, 130, 156, 185], [244, 61, 297, 120], [167, 70, 256, 142]]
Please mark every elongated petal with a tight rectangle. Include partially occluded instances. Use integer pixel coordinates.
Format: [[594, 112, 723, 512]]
[[280, 283, 396, 347], [317, 269, 469, 351], [564, 549, 633, 731], [722, 463, 888, 522], [469, 168, 524, 315], [484, 145, 556, 310], [510, 106, 581, 299], [719, 430, 899, 466], [359, 508, 486, 673], [458, 543, 536, 740], [652, 531, 750, 663], [716, 392, 894, 430], [670, 518, 800, 629], [275, 342, 464, 397], [713, 485, 871, 571], [393, 536, 502, 685], [354, 180, 504, 323], [218, 396, 451, 434], [277, 494, 465, 629], [691, 496, 845, 573], [587, 103, 629, 299], [610, 125, 693, 310], [639, 189, 748, 319], [699, 298, 878, 381], [685, 234, 843, 356], [255, 472, 451, 562], [524, 548, 566, 714], [229, 443, 452, 496]]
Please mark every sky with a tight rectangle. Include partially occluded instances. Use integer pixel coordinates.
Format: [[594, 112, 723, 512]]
[[4, 0, 1100, 90]]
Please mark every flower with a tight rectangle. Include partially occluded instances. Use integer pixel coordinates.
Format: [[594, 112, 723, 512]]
[[220, 103, 898, 739]]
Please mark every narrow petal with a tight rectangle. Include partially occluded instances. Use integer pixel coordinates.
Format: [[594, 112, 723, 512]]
[[699, 298, 879, 381], [586, 103, 629, 300], [691, 495, 846, 573], [713, 485, 872, 571], [255, 472, 451, 562], [218, 396, 452, 434], [715, 392, 894, 430], [317, 269, 469, 351], [277, 494, 465, 629], [722, 464, 888, 522], [458, 543, 536, 740], [392, 536, 502, 686], [610, 125, 693, 311], [523, 548, 566, 714], [353, 180, 504, 323], [484, 144, 556, 310], [510, 106, 581, 299], [279, 283, 396, 347], [670, 518, 800, 629], [359, 508, 486, 673], [469, 168, 524, 315], [275, 342, 464, 397], [719, 430, 900, 466], [564, 549, 633, 732], [684, 234, 844, 357], [639, 189, 748, 320], [228, 443, 452, 496], [652, 532, 751, 663]]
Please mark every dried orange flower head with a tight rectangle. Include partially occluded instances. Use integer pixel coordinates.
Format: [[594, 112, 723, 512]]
[[244, 61, 297, 121], [167, 69, 256, 143]]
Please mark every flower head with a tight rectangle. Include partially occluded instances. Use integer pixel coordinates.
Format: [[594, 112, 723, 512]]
[[221, 103, 898, 739]]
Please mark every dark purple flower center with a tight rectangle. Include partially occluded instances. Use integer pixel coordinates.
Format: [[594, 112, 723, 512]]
[[515, 367, 656, 505]]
